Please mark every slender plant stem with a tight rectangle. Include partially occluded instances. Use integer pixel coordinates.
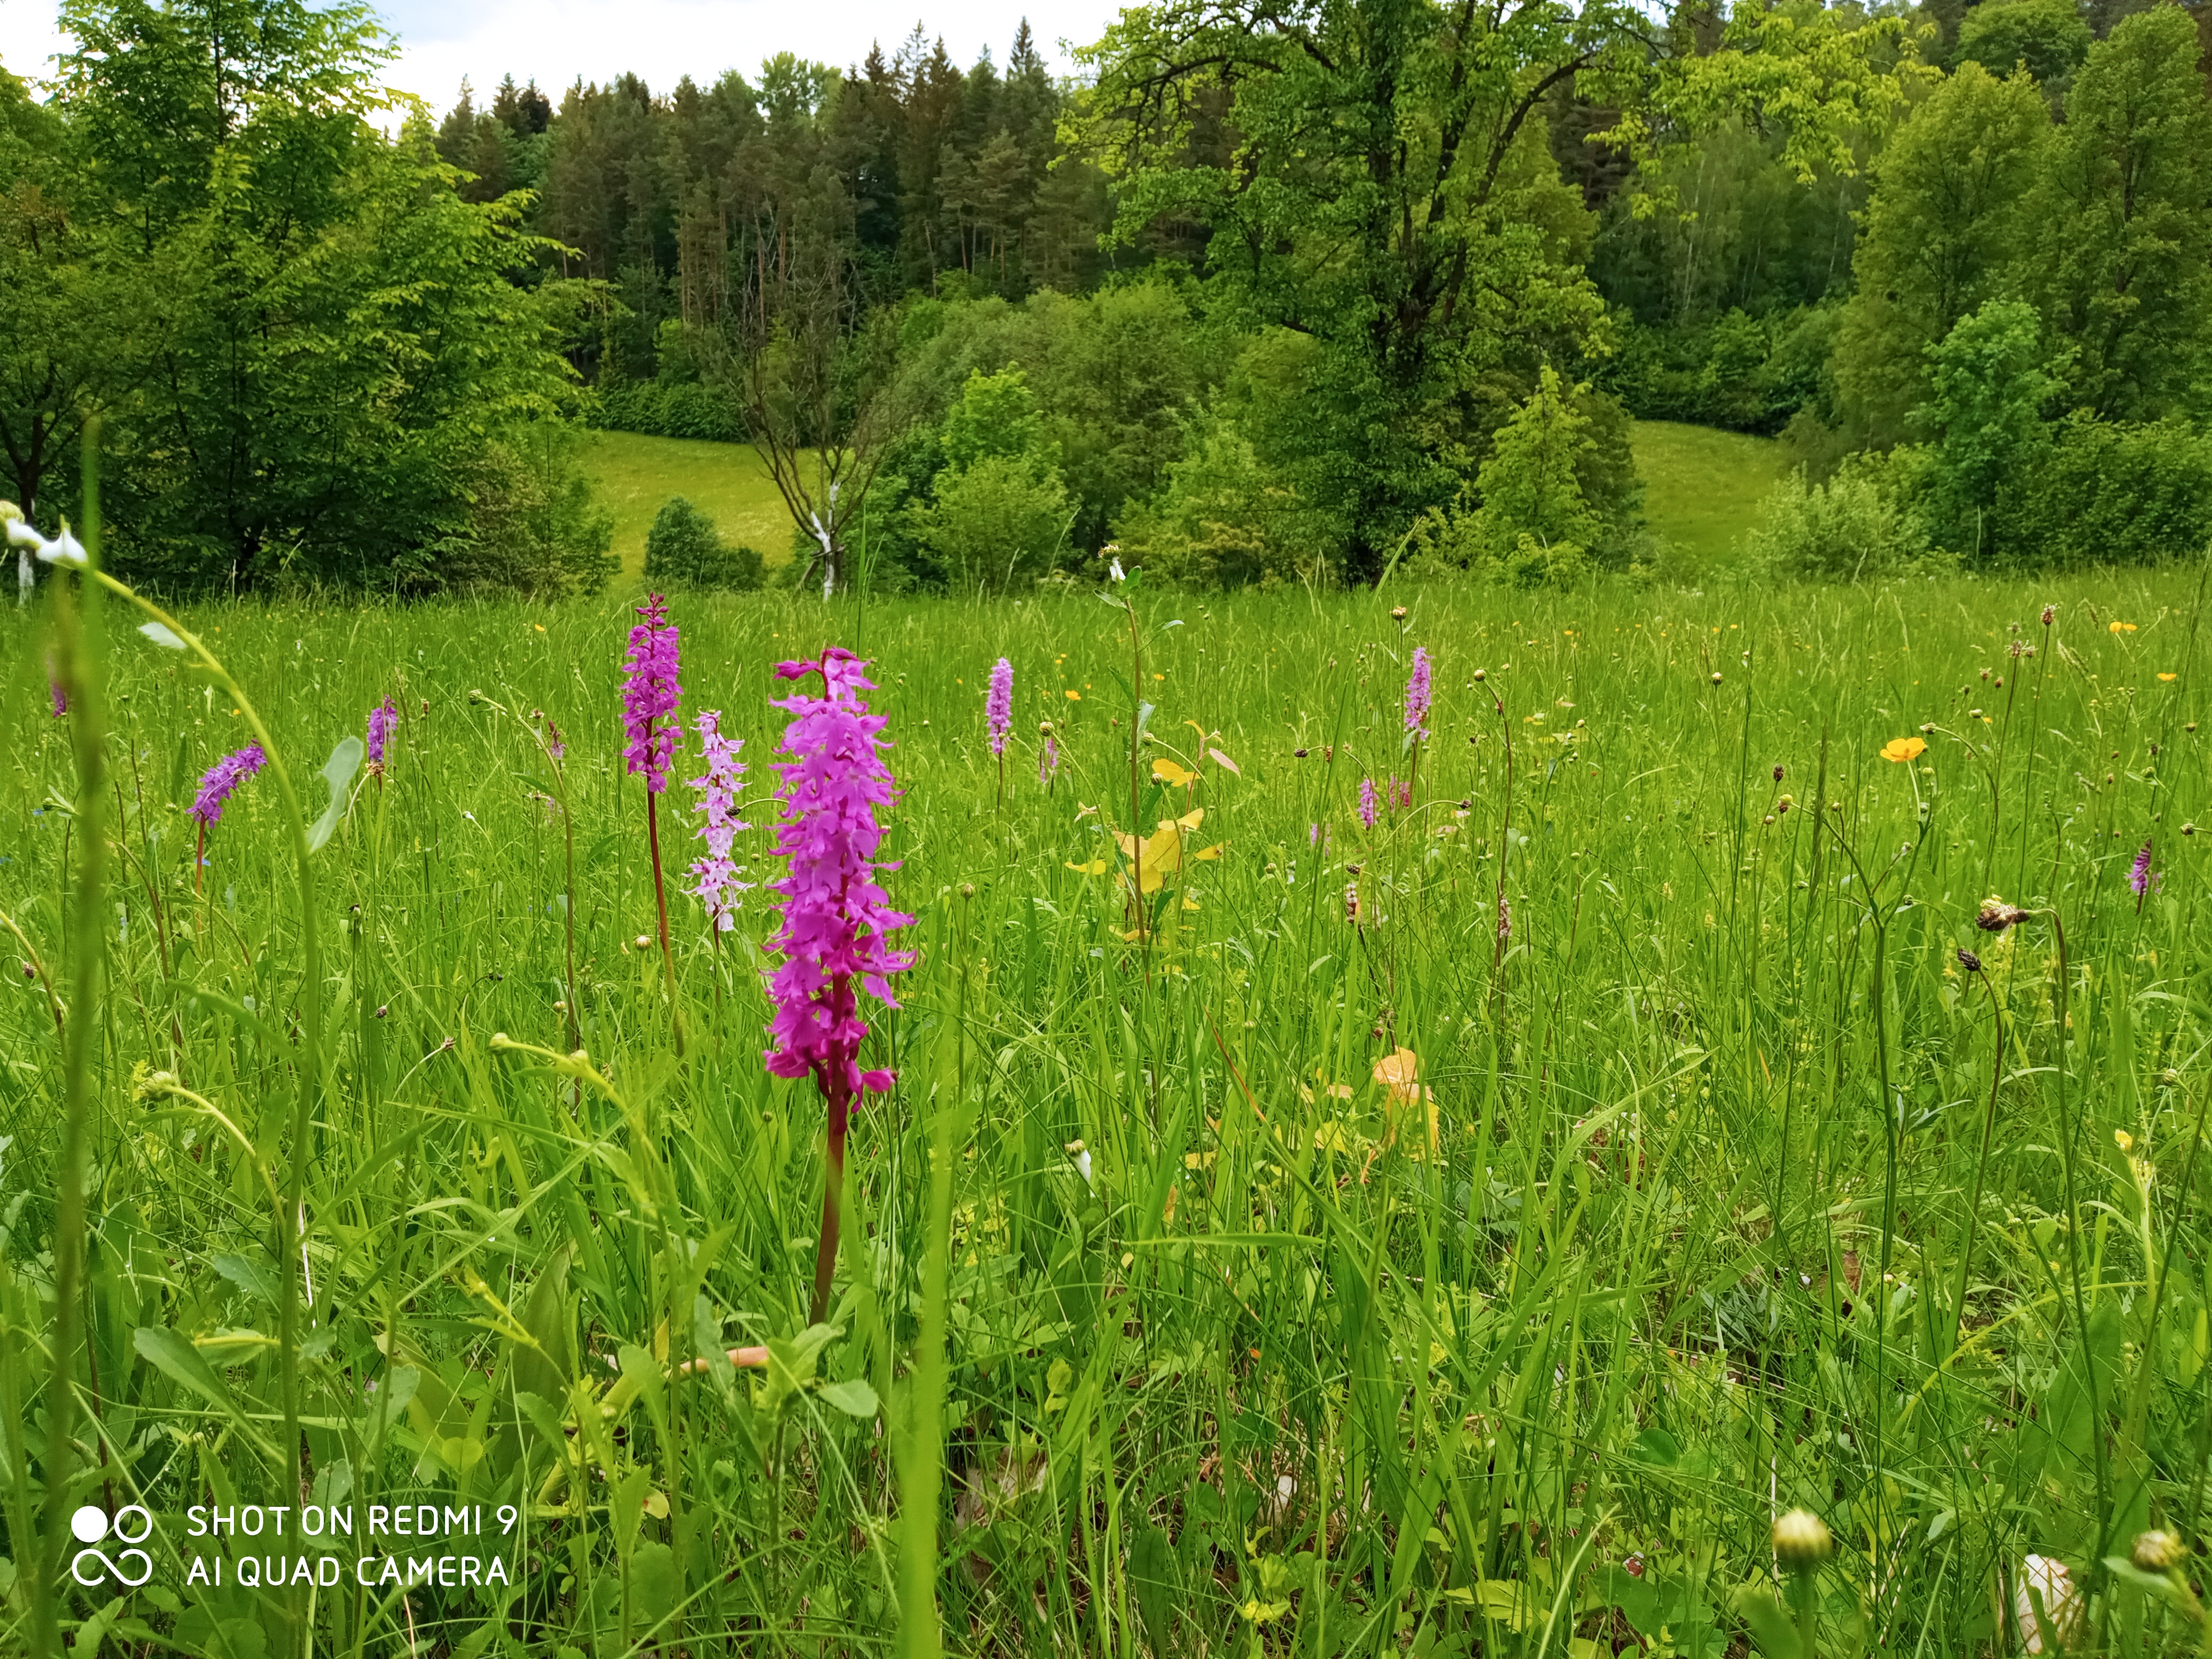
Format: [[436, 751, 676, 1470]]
[[647, 787, 684, 1055], [1948, 967, 2006, 1354], [35, 442, 105, 1659], [808, 1030, 852, 1327]]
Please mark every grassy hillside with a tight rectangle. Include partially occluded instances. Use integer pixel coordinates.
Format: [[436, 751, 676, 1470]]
[[575, 429, 794, 577], [1630, 418, 1791, 569], [584, 421, 1789, 583]]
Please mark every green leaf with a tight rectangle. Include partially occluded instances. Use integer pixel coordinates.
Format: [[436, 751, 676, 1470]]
[[817, 1377, 879, 1418], [609, 1466, 650, 1559], [133, 1325, 239, 1412], [1730, 1583, 1804, 1659], [757, 1322, 840, 1413], [513, 1389, 569, 1450], [631, 1539, 678, 1627], [307, 735, 364, 853], [133, 1326, 281, 1465], [210, 1252, 278, 1306]]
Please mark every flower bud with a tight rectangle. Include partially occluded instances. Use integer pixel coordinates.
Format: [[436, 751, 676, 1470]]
[[1773, 1509, 1832, 1570], [2133, 1530, 2184, 1573]]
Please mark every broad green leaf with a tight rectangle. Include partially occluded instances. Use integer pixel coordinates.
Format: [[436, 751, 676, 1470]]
[[306, 735, 363, 853], [1730, 1583, 1805, 1659], [818, 1377, 879, 1418]]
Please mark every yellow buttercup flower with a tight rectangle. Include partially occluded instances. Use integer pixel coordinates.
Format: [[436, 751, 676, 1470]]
[[1880, 736, 1927, 764]]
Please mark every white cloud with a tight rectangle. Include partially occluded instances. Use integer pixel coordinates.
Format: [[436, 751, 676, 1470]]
[[4, 0, 1122, 107]]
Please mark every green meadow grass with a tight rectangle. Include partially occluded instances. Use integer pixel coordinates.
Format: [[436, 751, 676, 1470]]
[[1629, 421, 1790, 571], [1, 565, 2208, 1657], [575, 430, 794, 577]]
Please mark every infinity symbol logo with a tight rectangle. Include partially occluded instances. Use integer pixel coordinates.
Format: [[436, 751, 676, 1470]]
[[69, 1505, 155, 1586]]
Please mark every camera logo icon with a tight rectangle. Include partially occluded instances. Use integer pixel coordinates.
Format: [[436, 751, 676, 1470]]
[[70, 1505, 154, 1587]]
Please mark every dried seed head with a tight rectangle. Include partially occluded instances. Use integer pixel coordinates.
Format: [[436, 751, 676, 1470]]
[[2041, 604, 2056, 626], [1710, 672, 1723, 684], [1772, 764, 1784, 782], [1472, 668, 1486, 682], [1977, 898, 2029, 932], [1957, 948, 1982, 974]]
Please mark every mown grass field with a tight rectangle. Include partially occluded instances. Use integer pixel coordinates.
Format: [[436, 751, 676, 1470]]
[[2, 564, 2208, 1657], [1628, 421, 1791, 569], [575, 430, 794, 577]]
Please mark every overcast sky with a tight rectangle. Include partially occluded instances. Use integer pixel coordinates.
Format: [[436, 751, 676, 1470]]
[[1, 0, 1125, 112]]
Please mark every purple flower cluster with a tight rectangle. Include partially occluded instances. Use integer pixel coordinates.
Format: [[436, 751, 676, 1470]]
[[1039, 731, 1059, 786], [190, 744, 267, 827], [1358, 776, 1379, 830], [48, 681, 67, 718], [366, 697, 397, 768], [687, 709, 752, 933], [621, 593, 682, 792], [1405, 646, 1432, 738], [986, 658, 1013, 756], [763, 648, 915, 1099], [1389, 776, 1410, 811], [2130, 839, 2157, 899]]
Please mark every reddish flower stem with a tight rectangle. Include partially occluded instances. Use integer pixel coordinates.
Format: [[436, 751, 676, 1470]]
[[646, 788, 684, 1055], [808, 974, 853, 1326]]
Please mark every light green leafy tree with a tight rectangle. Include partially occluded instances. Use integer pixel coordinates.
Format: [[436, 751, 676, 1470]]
[[1472, 366, 1601, 585], [2024, 4, 2212, 424], [1078, 0, 1926, 583], [39, 0, 607, 593], [914, 368, 1072, 591], [1913, 298, 2057, 559], [1832, 63, 2050, 445], [1954, 0, 2090, 87], [0, 67, 145, 560]]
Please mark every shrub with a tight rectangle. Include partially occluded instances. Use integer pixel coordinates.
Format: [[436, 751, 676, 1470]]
[[1997, 417, 2212, 567], [426, 438, 617, 600], [1742, 456, 1932, 581], [644, 497, 763, 590], [588, 378, 744, 443], [1470, 367, 1603, 582], [915, 455, 1073, 591], [1116, 419, 1298, 590]]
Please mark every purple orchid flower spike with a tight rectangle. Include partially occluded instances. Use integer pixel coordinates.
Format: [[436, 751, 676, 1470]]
[[766, 647, 915, 1324]]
